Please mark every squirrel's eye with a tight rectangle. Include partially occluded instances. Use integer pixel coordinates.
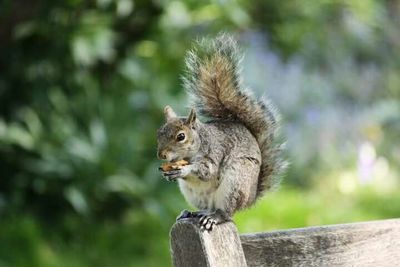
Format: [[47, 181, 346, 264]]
[[176, 133, 185, 142]]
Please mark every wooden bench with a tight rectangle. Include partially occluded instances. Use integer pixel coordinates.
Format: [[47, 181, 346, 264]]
[[170, 218, 400, 266]]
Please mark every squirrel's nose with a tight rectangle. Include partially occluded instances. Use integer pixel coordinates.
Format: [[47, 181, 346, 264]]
[[158, 150, 167, 160]]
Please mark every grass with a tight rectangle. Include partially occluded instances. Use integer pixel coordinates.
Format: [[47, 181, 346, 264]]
[[235, 185, 400, 233]]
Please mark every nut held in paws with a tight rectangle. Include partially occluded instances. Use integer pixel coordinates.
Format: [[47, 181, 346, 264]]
[[159, 160, 189, 172]]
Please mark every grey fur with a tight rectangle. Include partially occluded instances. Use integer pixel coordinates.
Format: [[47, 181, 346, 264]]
[[157, 34, 286, 221]]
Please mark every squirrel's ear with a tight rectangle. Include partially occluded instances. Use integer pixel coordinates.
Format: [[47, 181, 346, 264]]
[[186, 108, 197, 126], [164, 105, 177, 121]]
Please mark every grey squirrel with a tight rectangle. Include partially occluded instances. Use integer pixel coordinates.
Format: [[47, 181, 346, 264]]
[[157, 34, 286, 231]]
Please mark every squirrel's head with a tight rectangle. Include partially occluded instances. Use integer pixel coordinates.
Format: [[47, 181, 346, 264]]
[[157, 106, 200, 162]]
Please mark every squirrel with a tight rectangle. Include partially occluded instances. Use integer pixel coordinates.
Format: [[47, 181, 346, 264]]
[[157, 34, 286, 231]]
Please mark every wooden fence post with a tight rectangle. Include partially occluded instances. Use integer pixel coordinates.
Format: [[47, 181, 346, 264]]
[[170, 218, 247, 267], [170, 218, 400, 267]]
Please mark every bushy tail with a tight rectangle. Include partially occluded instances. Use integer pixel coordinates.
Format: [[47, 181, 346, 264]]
[[183, 33, 286, 197]]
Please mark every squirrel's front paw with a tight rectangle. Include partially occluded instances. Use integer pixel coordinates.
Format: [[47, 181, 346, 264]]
[[162, 169, 181, 181], [162, 165, 192, 181]]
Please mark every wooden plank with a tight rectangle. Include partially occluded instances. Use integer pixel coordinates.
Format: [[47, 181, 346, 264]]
[[170, 218, 247, 267], [240, 218, 400, 267]]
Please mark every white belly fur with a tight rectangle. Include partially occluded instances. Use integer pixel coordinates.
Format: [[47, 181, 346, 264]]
[[178, 175, 230, 211]]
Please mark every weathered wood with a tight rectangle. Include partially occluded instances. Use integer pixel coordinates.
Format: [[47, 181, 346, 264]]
[[170, 218, 247, 267], [240, 218, 400, 267]]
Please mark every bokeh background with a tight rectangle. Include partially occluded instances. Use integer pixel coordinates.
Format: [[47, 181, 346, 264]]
[[1, 0, 400, 266]]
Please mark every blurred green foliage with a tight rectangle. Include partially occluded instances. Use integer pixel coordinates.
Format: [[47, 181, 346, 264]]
[[0, 0, 399, 266]]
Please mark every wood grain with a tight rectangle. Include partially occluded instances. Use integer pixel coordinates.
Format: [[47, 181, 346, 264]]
[[170, 218, 247, 267], [240, 218, 400, 267]]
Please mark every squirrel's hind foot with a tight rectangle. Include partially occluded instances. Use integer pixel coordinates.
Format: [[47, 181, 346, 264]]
[[197, 209, 231, 231], [176, 209, 194, 221], [176, 209, 231, 231]]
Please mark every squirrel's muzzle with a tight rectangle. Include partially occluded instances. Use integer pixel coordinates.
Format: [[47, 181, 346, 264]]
[[158, 150, 167, 160]]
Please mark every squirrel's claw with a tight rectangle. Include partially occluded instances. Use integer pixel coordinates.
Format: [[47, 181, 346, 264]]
[[176, 209, 231, 231], [176, 209, 194, 221], [162, 165, 192, 181], [200, 216, 217, 231], [162, 169, 182, 181], [194, 209, 231, 231]]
